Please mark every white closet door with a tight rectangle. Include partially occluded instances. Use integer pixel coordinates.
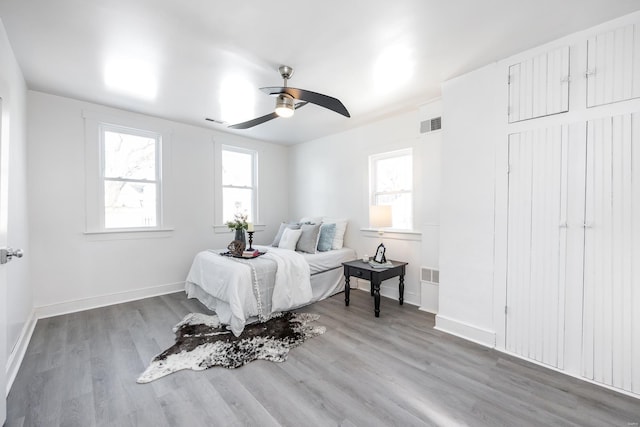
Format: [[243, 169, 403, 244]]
[[506, 125, 576, 368], [587, 23, 640, 107], [508, 46, 570, 123], [583, 113, 640, 394]]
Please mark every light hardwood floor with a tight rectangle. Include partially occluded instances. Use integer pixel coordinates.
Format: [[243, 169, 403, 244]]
[[6, 289, 640, 426]]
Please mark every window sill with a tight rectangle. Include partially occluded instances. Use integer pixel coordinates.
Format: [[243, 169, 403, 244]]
[[360, 228, 422, 241], [84, 227, 174, 241]]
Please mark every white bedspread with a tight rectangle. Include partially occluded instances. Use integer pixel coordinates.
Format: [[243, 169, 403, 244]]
[[264, 247, 312, 313], [185, 246, 311, 336]]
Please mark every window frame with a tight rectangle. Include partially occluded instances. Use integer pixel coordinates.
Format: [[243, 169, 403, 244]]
[[369, 148, 414, 231], [98, 123, 163, 230], [83, 110, 173, 236], [219, 144, 258, 225]]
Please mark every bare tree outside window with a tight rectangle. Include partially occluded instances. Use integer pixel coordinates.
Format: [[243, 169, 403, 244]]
[[222, 147, 256, 223], [102, 126, 161, 228]]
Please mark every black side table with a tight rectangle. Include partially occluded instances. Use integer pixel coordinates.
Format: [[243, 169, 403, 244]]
[[342, 259, 408, 317]]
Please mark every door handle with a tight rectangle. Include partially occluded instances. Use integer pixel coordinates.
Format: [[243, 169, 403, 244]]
[[0, 248, 23, 265]]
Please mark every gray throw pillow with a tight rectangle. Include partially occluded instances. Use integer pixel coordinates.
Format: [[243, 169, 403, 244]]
[[296, 223, 322, 253]]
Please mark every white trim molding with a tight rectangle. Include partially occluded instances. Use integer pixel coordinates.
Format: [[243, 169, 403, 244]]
[[434, 314, 496, 348], [5, 310, 37, 396], [34, 282, 185, 320], [6, 281, 186, 395], [360, 228, 422, 241]]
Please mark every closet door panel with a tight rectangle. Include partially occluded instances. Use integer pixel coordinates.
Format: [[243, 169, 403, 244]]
[[506, 126, 569, 368], [583, 113, 639, 393], [530, 127, 564, 366], [508, 63, 522, 123], [633, 114, 640, 394], [587, 23, 640, 107], [508, 46, 569, 123], [506, 132, 533, 357]]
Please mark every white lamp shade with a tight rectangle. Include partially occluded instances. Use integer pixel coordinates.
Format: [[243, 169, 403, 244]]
[[370, 205, 392, 228]]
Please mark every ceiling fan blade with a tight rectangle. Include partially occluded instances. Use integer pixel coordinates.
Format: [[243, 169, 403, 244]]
[[228, 101, 309, 130], [228, 112, 278, 129], [260, 87, 350, 118]]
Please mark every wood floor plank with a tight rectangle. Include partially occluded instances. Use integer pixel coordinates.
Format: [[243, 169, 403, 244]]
[[6, 289, 640, 427], [59, 392, 97, 427]]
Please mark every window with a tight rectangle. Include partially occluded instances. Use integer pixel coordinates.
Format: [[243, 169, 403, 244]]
[[83, 110, 172, 235], [370, 148, 413, 230], [100, 124, 162, 229], [221, 146, 257, 222]]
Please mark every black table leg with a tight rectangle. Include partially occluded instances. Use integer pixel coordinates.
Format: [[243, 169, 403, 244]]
[[399, 274, 405, 305], [373, 280, 381, 317], [345, 275, 350, 306]]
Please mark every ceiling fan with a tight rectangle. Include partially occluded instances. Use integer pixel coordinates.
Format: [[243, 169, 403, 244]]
[[227, 65, 350, 130]]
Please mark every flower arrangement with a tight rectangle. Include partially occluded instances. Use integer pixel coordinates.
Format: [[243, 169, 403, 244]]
[[226, 212, 248, 231]]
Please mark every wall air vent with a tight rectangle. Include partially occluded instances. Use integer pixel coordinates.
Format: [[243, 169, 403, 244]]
[[421, 267, 439, 284], [420, 116, 442, 134], [420, 116, 442, 133]]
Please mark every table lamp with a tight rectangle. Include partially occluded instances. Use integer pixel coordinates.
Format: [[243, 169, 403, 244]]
[[369, 205, 392, 263], [370, 205, 392, 235]]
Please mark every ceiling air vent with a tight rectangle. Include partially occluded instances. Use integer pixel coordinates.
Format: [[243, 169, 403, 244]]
[[420, 116, 442, 134]]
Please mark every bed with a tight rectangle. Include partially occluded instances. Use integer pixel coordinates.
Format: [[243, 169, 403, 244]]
[[185, 244, 356, 336]]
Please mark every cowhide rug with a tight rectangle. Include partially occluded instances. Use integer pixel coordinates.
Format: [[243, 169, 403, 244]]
[[137, 311, 325, 383]]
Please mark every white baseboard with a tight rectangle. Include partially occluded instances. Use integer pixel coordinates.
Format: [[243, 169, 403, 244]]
[[354, 279, 419, 307], [5, 310, 37, 396], [6, 281, 185, 395], [434, 314, 496, 348], [499, 348, 640, 400], [34, 281, 185, 319]]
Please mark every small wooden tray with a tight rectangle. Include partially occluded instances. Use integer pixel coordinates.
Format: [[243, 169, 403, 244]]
[[220, 251, 265, 259]]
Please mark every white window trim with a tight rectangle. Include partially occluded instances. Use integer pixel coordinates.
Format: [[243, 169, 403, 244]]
[[360, 227, 422, 241], [369, 147, 414, 231], [213, 142, 259, 233], [83, 110, 173, 236]]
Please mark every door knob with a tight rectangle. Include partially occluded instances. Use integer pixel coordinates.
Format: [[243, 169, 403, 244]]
[[0, 248, 23, 264]]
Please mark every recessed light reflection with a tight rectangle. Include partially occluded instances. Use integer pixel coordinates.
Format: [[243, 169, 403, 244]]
[[373, 45, 414, 93], [104, 58, 158, 101], [219, 75, 256, 124]]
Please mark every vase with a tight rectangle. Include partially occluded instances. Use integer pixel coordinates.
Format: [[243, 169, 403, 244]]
[[234, 229, 246, 245]]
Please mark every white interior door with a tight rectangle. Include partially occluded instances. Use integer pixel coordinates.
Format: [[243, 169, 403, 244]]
[[0, 97, 8, 424], [505, 125, 585, 369], [582, 113, 640, 394]]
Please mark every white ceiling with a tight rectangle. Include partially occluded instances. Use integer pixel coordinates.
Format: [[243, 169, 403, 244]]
[[1, 1, 638, 145]]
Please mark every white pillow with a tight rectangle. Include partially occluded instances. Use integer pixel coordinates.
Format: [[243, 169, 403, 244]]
[[279, 228, 302, 250], [322, 217, 348, 249]]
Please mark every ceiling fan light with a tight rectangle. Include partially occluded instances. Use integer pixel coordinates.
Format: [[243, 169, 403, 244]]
[[275, 94, 295, 118]]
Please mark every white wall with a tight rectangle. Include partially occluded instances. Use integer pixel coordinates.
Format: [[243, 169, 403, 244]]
[[288, 106, 442, 308], [437, 64, 501, 345], [27, 91, 289, 311], [418, 100, 442, 313], [0, 19, 31, 368]]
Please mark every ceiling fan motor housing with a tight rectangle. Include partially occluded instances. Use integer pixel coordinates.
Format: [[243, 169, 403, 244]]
[[275, 94, 295, 117]]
